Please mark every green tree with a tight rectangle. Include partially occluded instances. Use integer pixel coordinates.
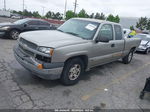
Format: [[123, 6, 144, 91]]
[[107, 14, 114, 22], [12, 10, 23, 16], [53, 12, 63, 20], [94, 13, 101, 19], [65, 10, 76, 20], [89, 13, 94, 18], [45, 11, 52, 18], [95, 12, 106, 20], [130, 25, 134, 30], [78, 9, 88, 18], [51, 12, 55, 19], [107, 14, 120, 23], [22, 9, 32, 17], [99, 13, 106, 20], [18, 11, 23, 15], [115, 15, 120, 23], [11, 10, 42, 18], [136, 17, 148, 30], [146, 19, 150, 31], [32, 11, 41, 18]]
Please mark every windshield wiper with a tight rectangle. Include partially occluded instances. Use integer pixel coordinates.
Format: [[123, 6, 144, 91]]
[[65, 32, 80, 36], [57, 29, 64, 32], [65, 32, 88, 39]]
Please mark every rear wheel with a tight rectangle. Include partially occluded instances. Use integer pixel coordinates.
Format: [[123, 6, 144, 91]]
[[9, 30, 20, 40], [60, 58, 84, 85], [122, 49, 134, 64]]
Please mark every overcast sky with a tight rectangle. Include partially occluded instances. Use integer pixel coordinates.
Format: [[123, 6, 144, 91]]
[[0, 0, 150, 17]]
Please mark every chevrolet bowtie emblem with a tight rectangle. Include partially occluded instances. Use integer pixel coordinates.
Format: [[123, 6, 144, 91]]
[[22, 43, 28, 48]]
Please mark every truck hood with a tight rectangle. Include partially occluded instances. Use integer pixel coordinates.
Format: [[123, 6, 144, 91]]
[[140, 40, 149, 46], [20, 30, 89, 48]]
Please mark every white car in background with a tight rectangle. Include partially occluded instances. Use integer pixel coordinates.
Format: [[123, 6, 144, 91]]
[[134, 34, 150, 54], [123, 28, 131, 38]]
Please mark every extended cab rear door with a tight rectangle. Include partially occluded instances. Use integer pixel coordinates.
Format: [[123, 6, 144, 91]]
[[112, 25, 124, 59]]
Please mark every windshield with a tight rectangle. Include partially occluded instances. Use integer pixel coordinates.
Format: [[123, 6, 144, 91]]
[[14, 19, 29, 24], [57, 19, 100, 39], [134, 34, 150, 41]]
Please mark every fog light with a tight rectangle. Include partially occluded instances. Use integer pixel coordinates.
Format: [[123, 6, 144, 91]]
[[37, 64, 43, 69]]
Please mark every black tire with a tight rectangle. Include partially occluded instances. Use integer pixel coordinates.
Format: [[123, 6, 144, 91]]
[[9, 29, 20, 40], [122, 49, 134, 64], [145, 48, 150, 54], [60, 58, 84, 86], [139, 91, 145, 99]]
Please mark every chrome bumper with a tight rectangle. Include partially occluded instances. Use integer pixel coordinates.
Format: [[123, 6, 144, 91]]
[[14, 45, 64, 80]]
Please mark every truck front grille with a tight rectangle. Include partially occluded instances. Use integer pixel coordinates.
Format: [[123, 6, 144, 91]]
[[19, 38, 37, 50], [18, 38, 51, 63], [36, 54, 51, 63], [19, 45, 34, 57]]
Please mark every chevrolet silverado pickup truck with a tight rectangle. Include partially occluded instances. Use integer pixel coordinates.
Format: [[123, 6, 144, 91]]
[[14, 18, 141, 85]]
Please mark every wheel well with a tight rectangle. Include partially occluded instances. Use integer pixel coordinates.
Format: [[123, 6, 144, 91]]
[[131, 47, 136, 52], [65, 55, 88, 70], [10, 28, 21, 33]]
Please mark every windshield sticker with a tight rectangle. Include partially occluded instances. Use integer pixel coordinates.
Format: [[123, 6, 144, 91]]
[[85, 24, 97, 31]]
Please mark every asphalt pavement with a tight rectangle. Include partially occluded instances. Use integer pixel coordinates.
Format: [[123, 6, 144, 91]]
[[0, 37, 150, 109], [0, 17, 150, 110]]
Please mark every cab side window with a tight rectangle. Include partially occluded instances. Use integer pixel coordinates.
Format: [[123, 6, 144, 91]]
[[114, 25, 123, 40], [99, 24, 113, 41], [39, 21, 50, 26]]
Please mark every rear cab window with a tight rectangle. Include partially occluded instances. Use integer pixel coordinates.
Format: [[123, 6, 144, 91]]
[[114, 25, 123, 40]]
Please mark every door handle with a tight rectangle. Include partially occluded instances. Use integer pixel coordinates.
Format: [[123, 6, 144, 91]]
[[111, 44, 115, 47]]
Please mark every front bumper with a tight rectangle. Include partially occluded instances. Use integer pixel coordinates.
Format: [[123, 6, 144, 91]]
[[14, 45, 64, 80], [0, 31, 6, 37]]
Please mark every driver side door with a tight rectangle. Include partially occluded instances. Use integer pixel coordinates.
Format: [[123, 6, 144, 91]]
[[23, 20, 39, 32], [90, 24, 117, 67]]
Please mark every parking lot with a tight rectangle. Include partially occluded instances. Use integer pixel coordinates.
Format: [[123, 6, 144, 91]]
[[0, 18, 150, 110]]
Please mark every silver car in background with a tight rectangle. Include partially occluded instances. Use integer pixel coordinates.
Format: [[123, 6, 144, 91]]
[[123, 28, 131, 38], [134, 34, 150, 54]]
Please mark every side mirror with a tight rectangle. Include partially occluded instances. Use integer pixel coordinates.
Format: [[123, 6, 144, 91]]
[[24, 23, 28, 27], [96, 36, 109, 43]]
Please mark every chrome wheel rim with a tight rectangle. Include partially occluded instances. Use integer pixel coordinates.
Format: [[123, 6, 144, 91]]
[[11, 31, 19, 39], [69, 64, 81, 80]]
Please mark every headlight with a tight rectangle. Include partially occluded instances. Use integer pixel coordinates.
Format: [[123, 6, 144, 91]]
[[139, 45, 146, 49], [0, 26, 10, 30], [38, 47, 54, 55]]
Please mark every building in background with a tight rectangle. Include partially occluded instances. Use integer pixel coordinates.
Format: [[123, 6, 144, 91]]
[[0, 10, 11, 17]]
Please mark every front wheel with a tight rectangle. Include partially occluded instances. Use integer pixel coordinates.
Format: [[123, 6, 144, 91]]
[[9, 30, 20, 40], [60, 58, 84, 86], [145, 48, 150, 54], [122, 49, 134, 64]]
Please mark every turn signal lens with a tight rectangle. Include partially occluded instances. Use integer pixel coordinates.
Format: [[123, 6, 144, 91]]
[[37, 64, 43, 69]]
